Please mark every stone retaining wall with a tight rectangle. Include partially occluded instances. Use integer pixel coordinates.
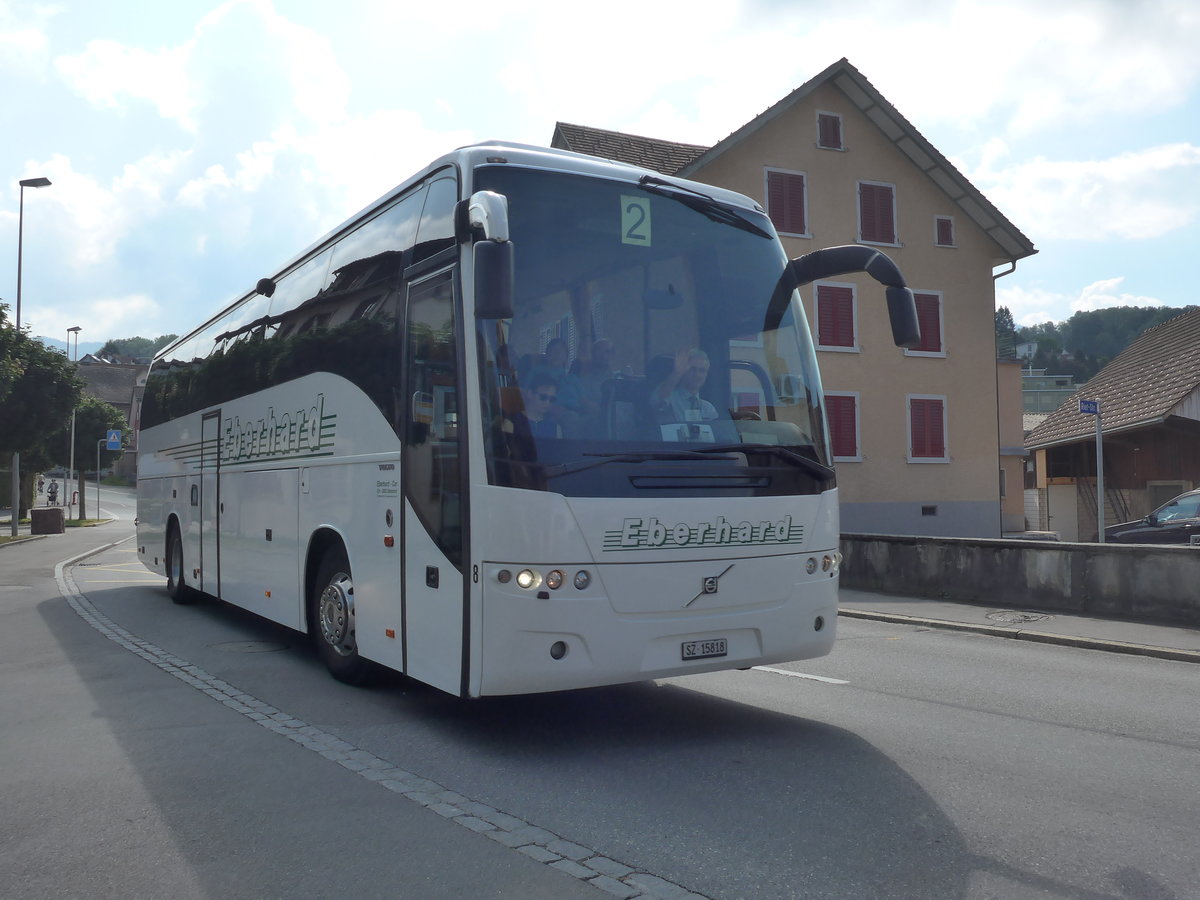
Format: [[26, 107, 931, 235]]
[[840, 533, 1200, 627]]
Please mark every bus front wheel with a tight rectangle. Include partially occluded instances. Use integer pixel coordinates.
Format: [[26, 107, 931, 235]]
[[166, 525, 198, 605], [312, 549, 372, 685]]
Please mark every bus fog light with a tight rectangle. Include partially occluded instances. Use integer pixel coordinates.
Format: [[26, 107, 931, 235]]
[[497, 569, 512, 584], [573, 570, 590, 590], [545, 569, 564, 590], [805, 557, 818, 575], [550, 641, 568, 660], [516, 569, 541, 589]]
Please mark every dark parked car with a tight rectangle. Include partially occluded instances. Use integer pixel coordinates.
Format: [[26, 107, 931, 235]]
[[1105, 489, 1200, 544]]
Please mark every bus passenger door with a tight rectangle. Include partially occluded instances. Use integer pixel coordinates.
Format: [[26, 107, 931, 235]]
[[200, 410, 221, 596], [402, 267, 466, 695]]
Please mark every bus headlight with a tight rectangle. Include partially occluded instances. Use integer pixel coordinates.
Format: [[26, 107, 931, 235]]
[[573, 570, 591, 590], [516, 568, 541, 589], [545, 569, 564, 590]]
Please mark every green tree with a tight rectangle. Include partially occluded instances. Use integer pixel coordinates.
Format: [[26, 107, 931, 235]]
[[0, 304, 83, 517], [98, 334, 177, 361], [41, 395, 127, 520], [995, 306, 1016, 357]]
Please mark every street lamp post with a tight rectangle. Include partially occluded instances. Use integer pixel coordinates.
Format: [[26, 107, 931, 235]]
[[9, 176, 52, 536], [67, 325, 80, 513]]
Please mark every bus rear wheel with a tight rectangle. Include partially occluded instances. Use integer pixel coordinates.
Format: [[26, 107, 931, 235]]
[[166, 525, 198, 605], [312, 548, 372, 685]]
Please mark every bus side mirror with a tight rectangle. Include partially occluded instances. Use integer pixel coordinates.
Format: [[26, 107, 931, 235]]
[[886, 285, 921, 349], [464, 191, 514, 320], [474, 240, 514, 320], [786, 245, 922, 348]]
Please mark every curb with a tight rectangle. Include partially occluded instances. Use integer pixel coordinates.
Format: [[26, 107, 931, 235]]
[[839, 608, 1200, 665]]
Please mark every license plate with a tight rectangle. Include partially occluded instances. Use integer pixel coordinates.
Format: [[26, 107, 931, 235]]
[[682, 638, 728, 660]]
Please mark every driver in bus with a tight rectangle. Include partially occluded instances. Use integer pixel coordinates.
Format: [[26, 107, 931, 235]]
[[651, 347, 718, 423]]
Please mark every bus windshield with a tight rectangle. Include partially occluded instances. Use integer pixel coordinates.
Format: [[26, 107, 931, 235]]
[[474, 165, 832, 499]]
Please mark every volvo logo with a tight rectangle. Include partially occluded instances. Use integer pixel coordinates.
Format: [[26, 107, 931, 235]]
[[685, 563, 734, 608]]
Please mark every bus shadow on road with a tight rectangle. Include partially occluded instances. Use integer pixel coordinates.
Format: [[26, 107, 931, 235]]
[[52, 581, 1165, 900]]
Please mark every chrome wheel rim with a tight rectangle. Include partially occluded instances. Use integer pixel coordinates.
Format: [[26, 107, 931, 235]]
[[318, 572, 355, 657]]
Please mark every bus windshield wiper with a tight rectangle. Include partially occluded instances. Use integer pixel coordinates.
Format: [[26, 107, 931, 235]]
[[546, 448, 738, 479], [693, 443, 835, 482], [638, 176, 773, 239]]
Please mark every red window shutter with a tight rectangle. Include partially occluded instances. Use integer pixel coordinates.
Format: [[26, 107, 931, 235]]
[[910, 398, 945, 458], [860, 183, 895, 243], [818, 114, 842, 149], [827, 395, 857, 457], [767, 170, 806, 235], [913, 293, 942, 353], [936, 217, 954, 246], [817, 285, 854, 347]]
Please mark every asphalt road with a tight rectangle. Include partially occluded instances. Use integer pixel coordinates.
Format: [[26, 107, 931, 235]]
[[3, 496, 1198, 899]]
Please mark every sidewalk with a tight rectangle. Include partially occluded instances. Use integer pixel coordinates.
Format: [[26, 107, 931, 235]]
[[840, 588, 1200, 664]]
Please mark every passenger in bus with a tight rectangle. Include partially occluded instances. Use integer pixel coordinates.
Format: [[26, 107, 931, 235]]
[[501, 372, 562, 448], [529, 337, 587, 426], [651, 347, 718, 422]]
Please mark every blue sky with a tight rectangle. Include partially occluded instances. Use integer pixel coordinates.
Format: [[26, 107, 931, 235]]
[[2, 0, 1198, 353]]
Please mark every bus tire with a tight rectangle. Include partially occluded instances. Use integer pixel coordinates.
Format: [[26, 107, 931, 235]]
[[166, 524, 199, 605], [312, 548, 372, 685]]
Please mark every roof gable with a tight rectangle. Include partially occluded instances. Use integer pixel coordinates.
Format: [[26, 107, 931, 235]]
[[552, 58, 1035, 263], [1025, 308, 1200, 449]]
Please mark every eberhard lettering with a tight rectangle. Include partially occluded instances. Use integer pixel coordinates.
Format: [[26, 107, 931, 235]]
[[603, 515, 803, 550], [221, 394, 335, 464]]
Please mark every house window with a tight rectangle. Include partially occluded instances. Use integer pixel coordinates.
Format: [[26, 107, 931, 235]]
[[905, 292, 944, 356], [858, 181, 897, 244], [815, 282, 856, 350], [935, 216, 955, 247], [825, 392, 860, 460], [765, 168, 808, 236], [817, 112, 843, 150], [908, 395, 948, 462]]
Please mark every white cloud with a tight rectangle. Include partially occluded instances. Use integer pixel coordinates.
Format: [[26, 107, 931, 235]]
[[55, 38, 197, 130], [999, 277, 1167, 326], [30, 293, 163, 346], [0, 0, 53, 73], [972, 142, 1200, 240], [1071, 276, 1165, 313]]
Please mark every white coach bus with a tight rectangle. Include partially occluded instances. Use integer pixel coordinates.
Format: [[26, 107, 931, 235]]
[[137, 142, 919, 697]]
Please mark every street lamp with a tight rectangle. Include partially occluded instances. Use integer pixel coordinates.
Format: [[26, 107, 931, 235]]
[[9, 175, 52, 536], [67, 326, 81, 513]]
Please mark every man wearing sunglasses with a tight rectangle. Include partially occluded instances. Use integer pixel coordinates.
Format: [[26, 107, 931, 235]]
[[511, 372, 563, 440]]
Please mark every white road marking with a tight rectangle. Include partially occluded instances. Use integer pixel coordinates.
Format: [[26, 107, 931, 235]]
[[754, 665, 849, 685]]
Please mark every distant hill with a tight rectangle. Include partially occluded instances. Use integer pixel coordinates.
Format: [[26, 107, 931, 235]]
[[1000, 305, 1199, 383], [36, 336, 106, 358]]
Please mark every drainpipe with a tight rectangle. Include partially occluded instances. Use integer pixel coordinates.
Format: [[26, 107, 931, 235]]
[[993, 260, 1018, 536]]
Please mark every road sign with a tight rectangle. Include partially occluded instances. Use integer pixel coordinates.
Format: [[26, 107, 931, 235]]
[[1078, 399, 1099, 415], [106, 429, 122, 451]]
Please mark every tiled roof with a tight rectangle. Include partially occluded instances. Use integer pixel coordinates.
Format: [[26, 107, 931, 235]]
[[1025, 308, 1200, 450], [78, 361, 141, 411], [551, 122, 709, 175]]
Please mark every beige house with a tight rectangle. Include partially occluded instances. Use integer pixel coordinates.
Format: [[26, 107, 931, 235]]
[[553, 58, 1036, 537]]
